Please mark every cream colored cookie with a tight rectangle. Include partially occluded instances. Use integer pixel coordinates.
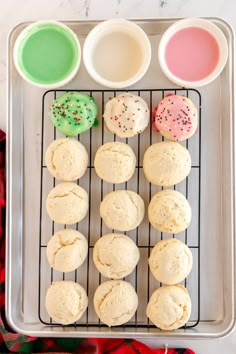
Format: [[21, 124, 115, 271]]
[[103, 93, 149, 138], [46, 182, 88, 224], [146, 285, 191, 330], [93, 280, 138, 326], [148, 190, 191, 234], [94, 142, 136, 184], [149, 238, 193, 284], [143, 142, 191, 186], [45, 281, 88, 325], [46, 229, 88, 273], [100, 190, 145, 231], [93, 233, 140, 279], [45, 138, 88, 181]]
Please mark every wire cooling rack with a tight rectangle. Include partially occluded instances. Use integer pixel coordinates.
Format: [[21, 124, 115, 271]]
[[38, 88, 201, 329]]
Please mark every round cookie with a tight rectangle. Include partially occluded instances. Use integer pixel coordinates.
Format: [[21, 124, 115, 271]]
[[93, 233, 140, 279], [45, 138, 88, 181], [94, 142, 136, 184], [93, 280, 138, 326], [46, 182, 88, 224], [45, 281, 88, 325], [46, 229, 88, 273], [103, 93, 149, 138], [148, 190, 191, 234], [153, 94, 198, 141], [143, 141, 191, 186], [100, 190, 145, 231], [148, 238, 193, 284], [49, 91, 98, 137], [146, 285, 191, 330]]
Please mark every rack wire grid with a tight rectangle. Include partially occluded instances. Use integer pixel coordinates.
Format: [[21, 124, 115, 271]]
[[38, 88, 201, 329]]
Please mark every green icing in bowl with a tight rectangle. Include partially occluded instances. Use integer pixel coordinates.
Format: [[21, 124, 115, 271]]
[[16, 22, 80, 85]]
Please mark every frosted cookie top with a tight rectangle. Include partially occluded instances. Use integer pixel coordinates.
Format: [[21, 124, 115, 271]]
[[153, 94, 198, 141], [49, 91, 98, 137], [103, 93, 149, 138]]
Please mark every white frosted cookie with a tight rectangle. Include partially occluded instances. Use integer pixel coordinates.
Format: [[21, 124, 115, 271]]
[[149, 238, 193, 284], [148, 190, 191, 234], [46, 182, 88, 224], [93, 233, 140, 279], [146, 285, 191, 330], [45, 138, 88, 181], [103, 93, 149, 138], [100, 190, 145, 231], [94, 142, 136, 184], [143, 142, 191, 186], [45, 281, 88, 325], [46, 229, 88, 273], [93, 280, 138, 326]]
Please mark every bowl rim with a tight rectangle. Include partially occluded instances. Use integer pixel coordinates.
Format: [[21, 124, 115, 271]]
[[158, 17, 229, 88], [13, 20, 81, 89], [83, 19, 152, 89]]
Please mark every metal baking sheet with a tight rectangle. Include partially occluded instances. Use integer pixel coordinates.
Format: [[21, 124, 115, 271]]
[[6, 18, 236, 339]]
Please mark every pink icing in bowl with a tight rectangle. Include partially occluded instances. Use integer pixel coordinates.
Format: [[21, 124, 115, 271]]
[[165, 27, 220, 81], [158, 18, 228, 88]]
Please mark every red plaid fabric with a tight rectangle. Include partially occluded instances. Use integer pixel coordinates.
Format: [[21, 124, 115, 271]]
[[0, 130, 195, 353]]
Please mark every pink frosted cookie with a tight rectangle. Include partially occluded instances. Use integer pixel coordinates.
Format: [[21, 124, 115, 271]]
[[103, 94, 149, 138], [153, 94, 198, 141]]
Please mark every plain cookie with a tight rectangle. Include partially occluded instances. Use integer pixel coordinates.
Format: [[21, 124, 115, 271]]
[[149, 238, 193, 284], [146, 285, 191, 330], [46, 182, 88, 224], [45, 281, 88, 325], [143, 141, 191, 186], [148, 189, 191, 234], [46, 229, 88, 273], [93, 280, 138, 326], [45, 138, 88, 181], [93, 233, 140, 279], [103, 93, 149, 138], [100, 190, 145, 231], [94, 142, 136, 184]]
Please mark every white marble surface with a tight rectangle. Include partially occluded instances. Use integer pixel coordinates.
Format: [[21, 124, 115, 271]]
[[2, 0, 236, 352]]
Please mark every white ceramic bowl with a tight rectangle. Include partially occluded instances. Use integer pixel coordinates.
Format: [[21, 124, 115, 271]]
[[13, 20, 81, 89], [158, 18, 228, 88], [83, 19, 151, 89]]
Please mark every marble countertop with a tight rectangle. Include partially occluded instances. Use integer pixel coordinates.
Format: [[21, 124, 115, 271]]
[[2, 0, 236, 352]]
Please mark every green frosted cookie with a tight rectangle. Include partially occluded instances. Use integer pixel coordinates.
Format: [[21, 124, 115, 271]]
[[49, 92, 98, 136]]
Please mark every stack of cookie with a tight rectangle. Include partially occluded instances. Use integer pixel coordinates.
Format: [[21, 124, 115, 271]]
[[143, 94, 198, 330], [44, 136, 90, 324], [44, 92, 99, 325], [92, 94, 150, 326]]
